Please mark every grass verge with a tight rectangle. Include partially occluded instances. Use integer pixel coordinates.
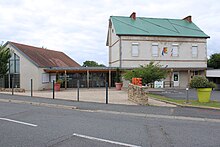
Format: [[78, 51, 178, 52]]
[[148, 94, 220, 108]]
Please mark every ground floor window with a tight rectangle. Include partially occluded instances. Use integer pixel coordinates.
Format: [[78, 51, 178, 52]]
[[0, 74, 20, 88], [55, 72, 116, 88]]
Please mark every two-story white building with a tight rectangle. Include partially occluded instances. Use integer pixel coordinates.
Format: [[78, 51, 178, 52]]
[[106, 12, 210, 88]]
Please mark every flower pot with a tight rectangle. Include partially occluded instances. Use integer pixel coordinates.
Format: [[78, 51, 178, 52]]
[[115, 83, 123, 90], [54, 83, 61, 91], [197, 88, 212, 103]]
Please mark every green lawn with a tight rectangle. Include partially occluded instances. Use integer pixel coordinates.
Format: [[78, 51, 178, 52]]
[[148, 94, 220, 108]]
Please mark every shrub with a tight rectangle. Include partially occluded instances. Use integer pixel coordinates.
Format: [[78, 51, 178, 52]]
[[123, 62, 167, 85], [207, 81, 217, 89], [115, 68, 122, 83], [190, 76, 216, 88], [56, 79, 63, 84]]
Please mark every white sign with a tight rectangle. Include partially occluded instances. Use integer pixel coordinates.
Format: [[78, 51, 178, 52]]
[[154, 81, 164, 88]]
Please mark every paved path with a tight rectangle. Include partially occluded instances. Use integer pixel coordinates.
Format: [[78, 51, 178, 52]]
[[0, 88, 175, 107]]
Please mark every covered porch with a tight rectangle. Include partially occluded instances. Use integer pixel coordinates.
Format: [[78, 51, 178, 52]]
[[44, 67, 118, 88]]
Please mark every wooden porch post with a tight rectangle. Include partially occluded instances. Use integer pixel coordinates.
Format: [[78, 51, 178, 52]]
[[87, 70, 89, 88], [108, 69, 111, 88], [64, 70, 67, 89], [170, 69, 173, 87], [187, 70, 191, 87]]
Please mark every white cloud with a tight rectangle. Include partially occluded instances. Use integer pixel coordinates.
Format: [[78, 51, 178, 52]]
[[0, 0, 220, 65]]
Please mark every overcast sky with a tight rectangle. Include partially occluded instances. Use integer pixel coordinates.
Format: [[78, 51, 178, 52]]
[[0, 0, 219, 65]]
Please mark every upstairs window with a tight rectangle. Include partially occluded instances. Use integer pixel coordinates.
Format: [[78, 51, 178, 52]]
[[152, 43, 159, 57], [131, 43, 139, 57], [171, 44, 179, 57], [192, 45, 198, 58]]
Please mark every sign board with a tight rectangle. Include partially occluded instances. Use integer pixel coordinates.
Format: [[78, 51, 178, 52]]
[[154, 81, 164, 88]]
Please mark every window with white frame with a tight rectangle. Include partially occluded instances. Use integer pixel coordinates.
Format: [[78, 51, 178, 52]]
[[42, 73, 50, 83], [171, 44, 179, 57], [152, 43, 159, 57], [192, 45, 198, 57], [131, 43, 139, 57]]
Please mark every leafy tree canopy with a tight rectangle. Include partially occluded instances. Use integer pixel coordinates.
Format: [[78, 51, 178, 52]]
[[208, 53, 220, 69], [123, 62, 167, 85], [82, 60, 105, 67], [0, 46, 11, 78]]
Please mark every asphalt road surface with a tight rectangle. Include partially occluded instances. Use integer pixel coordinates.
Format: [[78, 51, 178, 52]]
[[0, 94, 220, 147]]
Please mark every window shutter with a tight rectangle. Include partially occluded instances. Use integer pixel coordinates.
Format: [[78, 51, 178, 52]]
[[192, 45, 198, 57], [132, 43, 139, 57], [152, 44, 159, 57], [172, 45, 178, 57]]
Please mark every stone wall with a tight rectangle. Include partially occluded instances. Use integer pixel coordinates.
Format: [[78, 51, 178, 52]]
[[128, 84, 148, 105], [0, 88, 25, 92]]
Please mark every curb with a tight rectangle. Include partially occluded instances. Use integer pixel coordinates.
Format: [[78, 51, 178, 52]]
[[0, 98, 78, 110], [149, 97, 220, 110]]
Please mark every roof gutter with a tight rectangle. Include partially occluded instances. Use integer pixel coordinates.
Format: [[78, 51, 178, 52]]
[[116, 34, 210, 39]]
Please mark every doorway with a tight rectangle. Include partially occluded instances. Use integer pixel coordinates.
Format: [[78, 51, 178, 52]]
[[173, 72, 179, 87]]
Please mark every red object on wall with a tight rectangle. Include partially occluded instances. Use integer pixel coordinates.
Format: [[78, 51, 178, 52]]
[[132, 78, 142, 86], [132, 78, 136, 85], [137, 78, 142, 86]]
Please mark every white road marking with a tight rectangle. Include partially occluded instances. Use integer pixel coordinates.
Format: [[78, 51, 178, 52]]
[[0, 118, 37, 127], [73, 133, 141, 147]]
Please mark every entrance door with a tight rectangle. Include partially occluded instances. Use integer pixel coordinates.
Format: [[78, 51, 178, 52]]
[[173, 72, 179, 87]]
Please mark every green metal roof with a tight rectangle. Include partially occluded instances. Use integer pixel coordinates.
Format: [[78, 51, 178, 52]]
[[110, 16, 209, 38]]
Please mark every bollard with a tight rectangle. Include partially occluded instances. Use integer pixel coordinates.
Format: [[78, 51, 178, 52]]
[[12, 76, 14, 95], [106, 82, 108, 104], [52, 80, 55, 99], [186, 87, 189, 103], [77, 80, 79, 101], [31, 79, 33, 97]]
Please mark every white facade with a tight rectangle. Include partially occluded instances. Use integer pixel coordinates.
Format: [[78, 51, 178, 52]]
[[109, 35, 207, 69], [107, 28, 208, 88], [5, 44, 52, 91], [207, 69, 220, 78]]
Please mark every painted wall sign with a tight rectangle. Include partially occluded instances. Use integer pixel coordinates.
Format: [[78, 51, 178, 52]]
[[162, 47, 168, 56]]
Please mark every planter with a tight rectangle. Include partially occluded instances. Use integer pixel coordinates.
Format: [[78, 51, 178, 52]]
[[54, 83, 61, 91], [197, 88, 212, 102], [115, 83, 123, 90]]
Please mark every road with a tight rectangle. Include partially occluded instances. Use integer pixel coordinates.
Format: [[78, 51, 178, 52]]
[[0, 94, 220, 147]]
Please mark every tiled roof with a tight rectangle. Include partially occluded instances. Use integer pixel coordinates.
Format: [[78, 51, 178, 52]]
[[9, 42, 80, 68], [110, 16, 209, 38]]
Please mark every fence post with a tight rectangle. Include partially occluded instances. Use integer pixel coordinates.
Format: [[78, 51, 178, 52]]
[[186, 87, 189, 103], [52, 80, 55, 99], [12, 75, 14, 95], [31, 79, 33, 97], [106, 82, 108, 104], [77, 80, 80, 101]]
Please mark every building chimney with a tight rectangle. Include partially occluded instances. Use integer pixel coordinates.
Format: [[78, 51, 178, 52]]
[[183, 16, 192, 23], [130, 12, 136, 20]]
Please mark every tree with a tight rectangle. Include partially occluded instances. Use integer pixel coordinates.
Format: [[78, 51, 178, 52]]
[[82, 60, 105, 67], [123, 62, 167, 85], [0, 46, 11, 87], [208, 53, 220, 69], [0, 47, 11, 77]]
